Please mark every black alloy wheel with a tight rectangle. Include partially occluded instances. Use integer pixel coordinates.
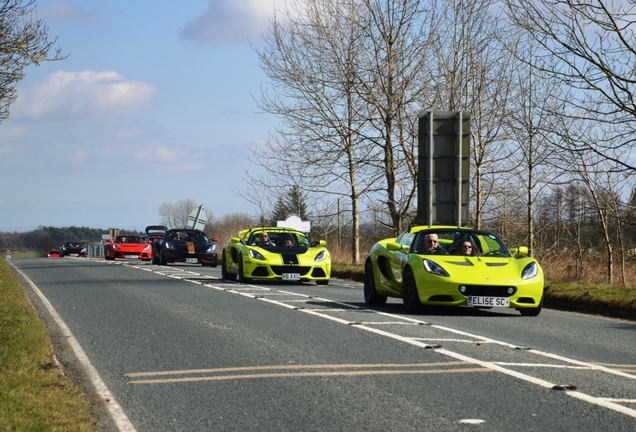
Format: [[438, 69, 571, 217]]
[[402, 267, 422, 313], [364, 259, 387, 306]]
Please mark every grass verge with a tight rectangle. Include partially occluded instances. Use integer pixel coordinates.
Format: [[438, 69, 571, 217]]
[[0, 259, 97, 431]]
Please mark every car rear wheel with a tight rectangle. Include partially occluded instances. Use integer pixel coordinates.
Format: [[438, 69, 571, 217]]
[[519, 295, 543, 317], [238, 254, 251, 283], [402, 267, 422, 313], [364, 259, 387, 306]]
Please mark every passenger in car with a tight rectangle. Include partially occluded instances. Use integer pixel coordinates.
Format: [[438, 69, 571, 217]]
[[460, 240, 475, 256]]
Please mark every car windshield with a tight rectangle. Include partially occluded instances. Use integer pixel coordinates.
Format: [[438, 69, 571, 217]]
[[116, 236, 142, 244], [170, 231, 207, 242], [249, 231, 311, 247], [411, 229, 510, 257]]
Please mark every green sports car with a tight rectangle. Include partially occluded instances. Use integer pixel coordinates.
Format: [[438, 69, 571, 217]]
[[221, 227, 331, 285], [364, 225, 544, 316]]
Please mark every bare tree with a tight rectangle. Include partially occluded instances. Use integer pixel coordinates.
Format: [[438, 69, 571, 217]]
[[206, 212, 256, 249], [253, 0, 383, 264], [428, 0, 518, 229], [0, 0, 65, 123], [504, 0, 636, 173], [158, 198, 199, 229], [354, 0, 436, 234], [504, 37, 566, 256]]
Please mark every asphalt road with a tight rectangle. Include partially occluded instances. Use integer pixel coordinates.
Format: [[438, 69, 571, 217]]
[[11, 257, 636, 432]]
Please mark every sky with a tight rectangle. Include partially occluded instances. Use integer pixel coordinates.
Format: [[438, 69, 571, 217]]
[[0, 0, 284, 232]]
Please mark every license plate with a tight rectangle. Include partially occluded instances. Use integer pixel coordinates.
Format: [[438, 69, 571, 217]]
[[282, 273, 300, 281], [125, 255, 138, 259], [467, 296, 510, 307], [185, 258, 198, 263]]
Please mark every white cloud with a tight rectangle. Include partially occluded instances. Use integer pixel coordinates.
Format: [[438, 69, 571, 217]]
[[134, 145, 186, 163], [0, 144, 18, 156], [38, 2, 99, 25], [14, 70, 157, 119], [70, 149, 88, 165], [180, 0, 282, 46]]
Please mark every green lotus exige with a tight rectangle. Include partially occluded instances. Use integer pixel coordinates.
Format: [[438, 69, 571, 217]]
[[364, 225, 544, 316], [222, 227, 331, 285]]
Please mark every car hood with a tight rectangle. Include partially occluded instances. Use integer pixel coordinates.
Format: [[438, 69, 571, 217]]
[[427, 256, 539, 281]]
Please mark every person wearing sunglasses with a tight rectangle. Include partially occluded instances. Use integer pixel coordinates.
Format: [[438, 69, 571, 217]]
[[460, 240, 475, 256], [257, 232, 275, 246]]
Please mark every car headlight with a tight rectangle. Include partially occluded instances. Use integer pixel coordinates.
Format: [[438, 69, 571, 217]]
[[112, 244, 120, 250], [249, 249, 265, 260], [522, 261, 538, 279], [423, 259, 450, 277], [143, 244, 151, 252], [314, 250, 327, 262], [206, 244, 218, 253], [166, 242, 176, 250]]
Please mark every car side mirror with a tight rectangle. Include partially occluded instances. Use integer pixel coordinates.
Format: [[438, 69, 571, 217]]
[[386, 242, 402, 251]]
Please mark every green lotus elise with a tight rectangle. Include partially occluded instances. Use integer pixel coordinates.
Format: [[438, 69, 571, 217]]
[[222, 227, 331, 285], [364, 225, 544, 316]]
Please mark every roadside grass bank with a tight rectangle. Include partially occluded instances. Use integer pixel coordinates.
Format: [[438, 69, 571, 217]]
[[331, 263, 636, 322], [0, 259, 97, 431]]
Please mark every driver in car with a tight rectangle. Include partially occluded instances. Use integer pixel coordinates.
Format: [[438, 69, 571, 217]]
[[422, 234, 447, 254]]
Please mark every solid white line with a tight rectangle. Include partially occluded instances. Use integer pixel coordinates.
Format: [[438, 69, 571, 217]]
[[11, 263, 136, 432]]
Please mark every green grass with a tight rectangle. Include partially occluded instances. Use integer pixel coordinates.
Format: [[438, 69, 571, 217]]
[[0, 259, 97, 431], [5, 252, 41, 259]]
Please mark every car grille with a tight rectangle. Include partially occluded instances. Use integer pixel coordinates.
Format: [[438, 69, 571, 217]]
[[271, 266, 311, 276], [461, 285, 516, 297]]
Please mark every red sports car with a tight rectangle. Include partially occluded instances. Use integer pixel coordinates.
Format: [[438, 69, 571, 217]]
[[104, 235, 146, 260], [47, 249, 60, 258]]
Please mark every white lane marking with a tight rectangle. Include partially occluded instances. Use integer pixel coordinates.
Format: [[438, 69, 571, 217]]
[[494, 363, 591, 369], [99, 259, 636, 418], [11, 263, 136, 432]]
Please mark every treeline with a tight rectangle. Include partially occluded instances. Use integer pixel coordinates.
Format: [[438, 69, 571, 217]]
[[0, 226, 140, 254]]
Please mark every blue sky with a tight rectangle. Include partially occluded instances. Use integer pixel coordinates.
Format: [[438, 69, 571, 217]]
[[0, 0, 281, 232]]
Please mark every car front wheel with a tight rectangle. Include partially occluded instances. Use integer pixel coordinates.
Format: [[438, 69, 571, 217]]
[[519, 295, 543, 317], [238, 254, 251, 283], [402, 267, 422, 313], [364, 259, 387, 306]]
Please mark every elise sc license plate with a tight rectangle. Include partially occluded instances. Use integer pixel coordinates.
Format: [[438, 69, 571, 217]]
[[125, 255, 138, 259], [467, 296, 510, 307], [282, 273, 300, 281], [185, 258, 198, 263]]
